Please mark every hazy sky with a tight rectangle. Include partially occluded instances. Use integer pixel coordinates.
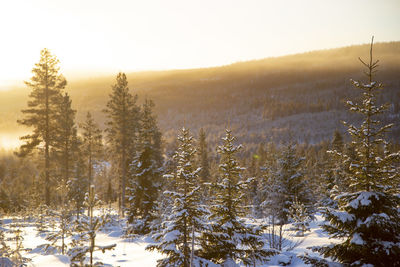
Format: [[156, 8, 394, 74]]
[[0, 0, 399, 88]]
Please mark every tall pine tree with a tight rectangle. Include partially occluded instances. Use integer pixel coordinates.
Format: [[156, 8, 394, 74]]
[[314, 38, 400, 266], [53, 92, 78, 199], [127, 99, 163, 234], [80, 111, 103, 194], [17, 48, 67, 206], [47, 93, 77, 255], [103, 72, 140, 216]]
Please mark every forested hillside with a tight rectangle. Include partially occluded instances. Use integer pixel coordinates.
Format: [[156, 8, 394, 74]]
[[0, 39, 399, 267], [1, 42, 400, 151]]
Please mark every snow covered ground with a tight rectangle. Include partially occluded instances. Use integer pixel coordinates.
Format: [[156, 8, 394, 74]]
[[28, 233, 162, 267], [1, 212, 338, 267]]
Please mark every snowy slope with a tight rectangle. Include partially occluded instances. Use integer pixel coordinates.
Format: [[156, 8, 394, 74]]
[[1, 212, 339, 267]]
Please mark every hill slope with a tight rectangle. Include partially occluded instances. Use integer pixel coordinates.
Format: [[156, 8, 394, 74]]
[[1, 42, 400, 150]]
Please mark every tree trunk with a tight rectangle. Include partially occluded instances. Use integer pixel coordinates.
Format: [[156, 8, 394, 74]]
[[278, 223, 283, 251], [90, 200, 94, 267], [88, 143, 92, 216], [183, 214, 188, 267], [45, 62, 50, 206], [62, 227, 65, 255], [121, 148, 126, 217], [190, 226, 194, 267]]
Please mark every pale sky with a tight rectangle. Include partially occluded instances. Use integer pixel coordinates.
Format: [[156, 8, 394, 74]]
[[0, 0, 399, 89]]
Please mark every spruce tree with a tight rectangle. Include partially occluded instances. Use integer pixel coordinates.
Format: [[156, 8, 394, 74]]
[[17, 48, 66, 205], [53, 93, 78, 196], [127, 99, 162, 234], [198, 128, 210, 183], [247, 154, 263, 218], [80, 111, 103, 193], [322, 130, 346, 207], [288, 199, 311, 237], [266, 143, 310, 225], [196, 128, 212, 207], [331, 130, 344, 153], [257, 142, 278, 219], [68, 143, 89, 218], [314, 38, 400, 266], [106, 179, 114, 208], [200, 129, 274, 266], [262, 143, 312, 251], [147, 127, 209, 267], [103, 72, 140, 216]]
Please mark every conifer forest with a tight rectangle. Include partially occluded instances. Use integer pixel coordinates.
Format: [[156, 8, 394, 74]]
[[0, 1, 400, 267]]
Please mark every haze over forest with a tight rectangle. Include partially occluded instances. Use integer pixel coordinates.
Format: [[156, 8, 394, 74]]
[[1, 41, 400, 151]]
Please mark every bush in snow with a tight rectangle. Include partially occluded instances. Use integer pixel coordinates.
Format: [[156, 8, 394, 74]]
[[34, 204, 51, 235], [288, 199, 312, 237], [68, 185, 116, 267], [0, 225, 11, 259], [44, 174, 76, 255], [45, 203, 74, 255], [313, 38, 400, 266], [7, 222, 31, 266]]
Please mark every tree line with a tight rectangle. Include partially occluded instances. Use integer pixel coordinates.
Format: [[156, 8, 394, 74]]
[[0, 40, 398, 266]]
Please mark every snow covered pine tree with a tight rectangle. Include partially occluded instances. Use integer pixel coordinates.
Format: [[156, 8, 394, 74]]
[[313, 37, 400, 266], [147, 127, 211, 267], [262, 143, 312, 250], [200, 129, 275, 266]]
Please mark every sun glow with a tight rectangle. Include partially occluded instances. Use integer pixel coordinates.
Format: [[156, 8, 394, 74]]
[[0, 133, 23, 151], [0, 0, 399, 87]]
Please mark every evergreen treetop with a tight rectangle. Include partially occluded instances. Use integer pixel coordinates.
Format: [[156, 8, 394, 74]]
[[53, 92, 78, 189], [17, 48, 67, 206], [147, 127, 209, 267], [200, 129, 275, 266], [127, 98, 162, 234], [314, 37, 400, 266], [103, 72, 140, 216], [18, 48, 67, 156]]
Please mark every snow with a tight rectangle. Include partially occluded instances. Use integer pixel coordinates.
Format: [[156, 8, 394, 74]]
[[0, 257, 15, 267], [222, 257, 240, 267], [0, 215, 162, 267], [348, 191, 378, 209], [329, 209, 354, 223], [163, 229, 180, 242], [0, 212, 341, 266], [350, 233, 365, 245]]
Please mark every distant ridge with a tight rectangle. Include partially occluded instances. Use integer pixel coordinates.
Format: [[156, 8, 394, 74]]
[[1, 42, 399, 150]]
